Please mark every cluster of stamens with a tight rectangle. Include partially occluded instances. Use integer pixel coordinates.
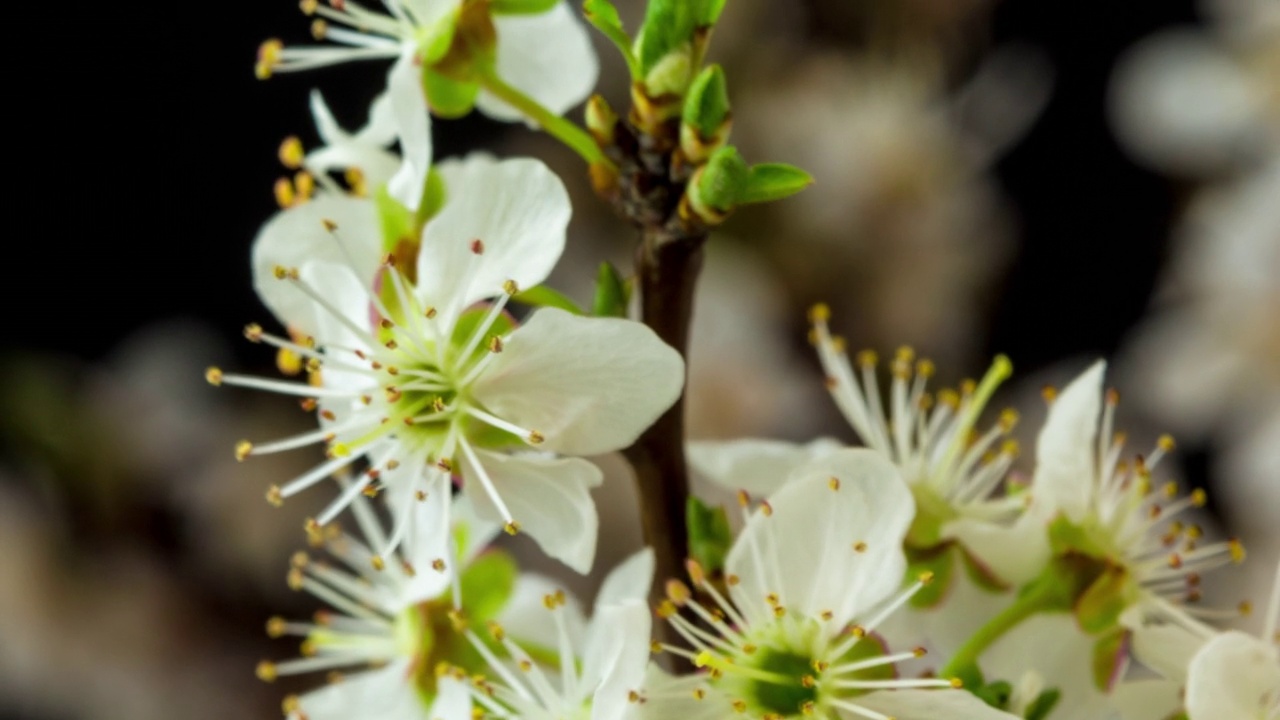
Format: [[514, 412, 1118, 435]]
[[808, 304, 1022, 523], [208, 223, 546, 555], [256, 0, 411, 80]]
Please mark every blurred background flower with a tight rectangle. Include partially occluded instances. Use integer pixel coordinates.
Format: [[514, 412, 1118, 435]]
[[3, 0, 1276, 717]]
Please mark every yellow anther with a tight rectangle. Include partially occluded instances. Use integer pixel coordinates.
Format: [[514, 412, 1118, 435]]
[[425, 306, 438, 319], [256, 660, 278, 682], [330, 442, 351, 458], [999, 408, 1020, 431], [726, 574, 740, 586], [766, 593, 780, 607], [295, 171, 315, 201], [1163, 481, 1179, 499], [949, 677, 964, 688], [504, 521, 521, 536], [828, 476, 841, 491], [299, 639, 317, 657], [470, 238, 485, 254], [1239, 600, 1253, 616], [371, 555, 386, 571], [1229, 539, 1246, 564], [488, 620, 506, 641], [919, 570, 936, 584], [937, 389, 960, 408], [299, 0, 318, 14], [1042, 385, 1058, 404], [282, 695, 301, 714], [291, 551, 309, 568], [235, 440, 254, 461], [432, 396, 447, 413], [1105, 388, 1121, 406], [502, 279, 519, 295], [344, 167, 368, 196], [685, 558, 706, 587], [856, 349, 878, 368], [656, 600, 678, 618], [205, 367, 224, 386], [437, 457, 454, 472], [310, 18, 328, 39], [448, 608, 468, 631], [760, 501, 773, 517], [692, 688, 706, 700], [849, 625, 867, 638], [488, 335, 505, 353], [278, 136, 305, 169], [1001, 439, 1020, 457], [266, 485, 284, 507], [1157, 434, 1176, 452], [737, 490, 751, 508], [432, 558, 446, 572], [772, 605, 786, 618], [807, 303, 831, 323], [854, 541, 868, 553], [242, 323, 265, 342], [829, 336, 847, 353], [666, 580, 692, 605], [731, 700, 747, 713], [801, 700, 816, 715], [650, 640, 663, 654], [628, 690, 642, 704], [256, 39, 283, 79], [819, 610, 834, 621], [274, 177, 296, 208], [401, 561, 416, 577], [1190, 488, 1207, 507], [286, 568, 305, 591], [265, 616, 287, 638], [916, 358, 936, 378], [913, 646, 927, 657]]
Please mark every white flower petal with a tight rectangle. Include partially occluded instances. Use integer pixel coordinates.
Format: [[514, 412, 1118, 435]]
[[357, 90, 400, 147], [472, 308, 685, 456], [1130, 618, 1206, 684], [475, 2, 598, 122], [416, 155, 570, 328], [499, 571, 587, 652], [981, 612, 1106, 714], [596, 548, 655, 608], [295, 262, 376, 390], [452, 492, 504, 566], [394, 473, 454, 602], [251, 197, 381, 335], [688, 437, 845, 497], [943, 512, 1050, 586], [854, 688, 1021, 719], [587, 603, 652, 720], [386, 47, 433, 211], [294, 659, 427, 720], [429, 676, 474, 720], [1032, 361, 1105, 522], [1108, 679, 1184, 720], [309, 88, 350, 146], [401, 0, 461, 34], [725, 449, 913, 625], [463, 449, 602, 573], [1185, 630, 1280, 720]]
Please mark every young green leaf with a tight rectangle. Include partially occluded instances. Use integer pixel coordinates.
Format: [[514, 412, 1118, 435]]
[[511, 285, 585, 315], [592, 262, 630, 317], [683, 64, 730, 140], [490, 0, 559, 14], [688, 145, 749, 220], [737, 163, 814, 205], [583, 0, 639, 78]]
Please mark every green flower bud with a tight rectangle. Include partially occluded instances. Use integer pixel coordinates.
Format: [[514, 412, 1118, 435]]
[[685, 145, 749, 225], [585, 94, 619, 147], [681, 64, 731, 164]]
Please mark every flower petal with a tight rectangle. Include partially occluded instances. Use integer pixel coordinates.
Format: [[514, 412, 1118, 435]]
[[476, 2, 598, 122], [295, 261, 377, 389], [981, 612, 1107, 715], [1185, 630, 1280, 720], [498, 571, 587, 651], [855, 688, 1021, 719], [357, 89, 399, 147], [1108, 679, 1184, 720], [943, 512, 1050, 586], [293, 660, 427, 720], [392, 472, 455, 602], [386, 47, 433, 211], [472, 308, 685, 456], [463, 449, 602, 573], [428, 676, 474, 720], [688, 437, 845, 497], [586, 603, 652, 720], [252, 198, 381, 335], [1032, 361, 1105, 523], [596, 548, 655, 608], [725, 448, 913, 626], [415, 155, 570, 329], [1129, 618, 1206, 684]]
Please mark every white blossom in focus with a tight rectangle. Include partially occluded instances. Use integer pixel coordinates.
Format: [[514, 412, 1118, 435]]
[[658, 448, 1020, 720], [218, 154, 684, 573]]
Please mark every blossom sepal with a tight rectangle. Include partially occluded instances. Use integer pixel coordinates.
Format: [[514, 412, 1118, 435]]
[[591, 261, 630, 318]]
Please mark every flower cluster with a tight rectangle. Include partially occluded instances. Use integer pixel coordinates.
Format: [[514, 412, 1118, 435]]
[[215, 2, 1275, 720]]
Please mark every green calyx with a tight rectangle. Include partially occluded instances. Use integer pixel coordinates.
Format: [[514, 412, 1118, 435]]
[[686, 145, 749, 224]]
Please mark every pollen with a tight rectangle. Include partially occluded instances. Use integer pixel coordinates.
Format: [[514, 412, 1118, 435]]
[[235, 440, 253, 461], [949, 677, 964, 688], [1190, 488, 1208, 507], [807, 303, 831, 323], [853, 541, 867, 552], [255, 39, 283, 80], [266, 485, 284, 507], [686, 559, 707, 587], [504, 521, 521, 536], [1157, 434, 1176, 452], [502, 279, 519, 295], [918, 570, 936, 584], [1041, 385, 1058, 404], [310, 18, 328, 39], [1229, 539, 1246, 564], [256, 660, 278, 682], [370, 555, 385, 571], [828, 476, 841, 491], [274, 177, 297, 208], [432, 558, 446, 572], [666, 580, 692, 605], [488, 336, 505, 353], [265, 616, 287, 638], [205, 367, 224, 386]]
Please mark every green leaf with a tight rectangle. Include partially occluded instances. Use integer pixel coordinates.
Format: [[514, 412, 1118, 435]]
[[424, 69, 480, 119], [583, 0, 639, 78], [592, 262, 630, 317], [459, 550, 518, 623], [682, 64, 730, 140], [905, 544, 956, 609], [511, 284, 585, 315], [1075, 564, 1133, 635], [737, 163, 814, 205], [689, 145, 749, 218], [1025, 688, 1062, 720], [1090, 627, 1130, 692], [419, 167, 447, 225], [687, 497, 733, 575], [490, 0, 558, 14], [695, 0, 727, 25]]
